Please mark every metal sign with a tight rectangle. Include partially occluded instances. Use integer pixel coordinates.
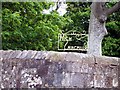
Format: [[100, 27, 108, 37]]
[[58, 30, 88, 51]]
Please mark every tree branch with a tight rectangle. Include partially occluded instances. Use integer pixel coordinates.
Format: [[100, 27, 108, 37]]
[[106, 1, 120, 15], [92, 2, 107, 23]]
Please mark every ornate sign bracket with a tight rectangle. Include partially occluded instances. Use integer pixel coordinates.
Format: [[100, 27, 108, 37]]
[[58, 30, 88, 51]]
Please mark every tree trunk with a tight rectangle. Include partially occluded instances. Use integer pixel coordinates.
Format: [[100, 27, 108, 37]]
[[87, 4, 108, 56], [87, 2, 120, 56]]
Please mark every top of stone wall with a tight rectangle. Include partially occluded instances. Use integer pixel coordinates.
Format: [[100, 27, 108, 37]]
[[0, 50, 119, 66]]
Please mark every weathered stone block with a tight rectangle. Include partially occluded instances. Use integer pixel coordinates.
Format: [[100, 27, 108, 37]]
[[66, 61, 81, 73]]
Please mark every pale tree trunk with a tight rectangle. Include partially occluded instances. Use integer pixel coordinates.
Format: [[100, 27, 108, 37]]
[[87, 2, 120, 56], [87, 11, 107, 56]]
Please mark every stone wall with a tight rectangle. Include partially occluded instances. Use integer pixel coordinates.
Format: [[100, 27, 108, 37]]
[[0, 50, 119, 88]]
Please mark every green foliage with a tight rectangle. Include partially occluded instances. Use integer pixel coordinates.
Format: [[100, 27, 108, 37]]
[[64, 2, 91, 33], [102, 36, 120, 57], [2, 2, 70, 50], [61, 2, 90, 50], [102, 9, 120, 57], [2, 2, 120, 57]]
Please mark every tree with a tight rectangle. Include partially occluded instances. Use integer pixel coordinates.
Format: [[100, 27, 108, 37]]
[[2, 2, 71, 50], [87, 1, 120, 56], [2, 2, 120, 57], [63, 2, 120, 57]]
